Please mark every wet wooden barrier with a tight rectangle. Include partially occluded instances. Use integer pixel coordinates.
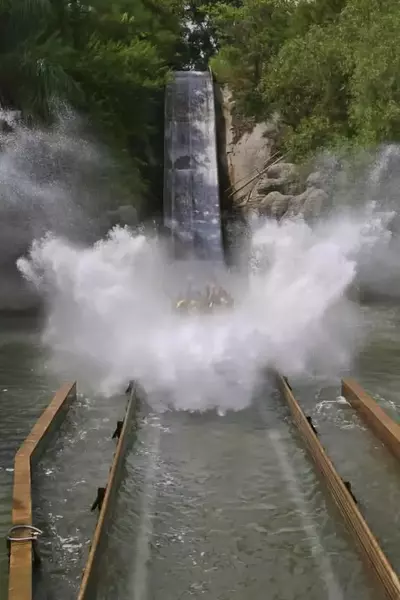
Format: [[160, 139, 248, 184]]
[[276, 374, 400, 600], [342, 378, 400, 462], [78, 384, 139, 600], [8, 382, 77, 600]]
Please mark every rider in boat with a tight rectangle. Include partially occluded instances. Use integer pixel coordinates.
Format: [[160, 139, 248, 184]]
[[175, 280, 200, 313], [217, 286, 234, 307], [175, 281, 234, 313], [206, 284, 234, 309]]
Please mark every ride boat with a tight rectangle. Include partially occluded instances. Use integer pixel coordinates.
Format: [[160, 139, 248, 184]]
[[174, 284, 234, 315]]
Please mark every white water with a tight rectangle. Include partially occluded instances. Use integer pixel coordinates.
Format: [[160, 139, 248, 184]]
[[17, 202, 394, 412], [0, 108, 135, 309]]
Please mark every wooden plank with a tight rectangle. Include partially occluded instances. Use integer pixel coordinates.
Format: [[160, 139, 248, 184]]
[[342, 378, 400, 462], [276, 374, 400, 600], [78, 386, 139, 600], [8, 382, 77, 600], [8, 447, 32, 600]]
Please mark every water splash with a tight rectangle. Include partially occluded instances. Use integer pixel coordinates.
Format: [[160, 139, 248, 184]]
[[0, 108, 122, 310], [17, 201, 392, 412]]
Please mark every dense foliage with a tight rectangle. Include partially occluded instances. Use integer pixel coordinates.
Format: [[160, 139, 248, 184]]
[[208, 0, 400, 159], [0, 0, 187, 205], [2, 0, 399, 184]]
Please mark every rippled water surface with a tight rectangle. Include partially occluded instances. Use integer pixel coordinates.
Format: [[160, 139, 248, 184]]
[[356, 303, 400, 418], [3, 303, 400, 599], [0, 314, 127, 600], [95, 393, 380, 600], [33, 391, 128, 600], [294, 302, 400, 577], [0, 313, 57, 596]]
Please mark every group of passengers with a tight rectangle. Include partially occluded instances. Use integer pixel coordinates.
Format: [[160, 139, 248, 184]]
[[175, 283, 233, 313]]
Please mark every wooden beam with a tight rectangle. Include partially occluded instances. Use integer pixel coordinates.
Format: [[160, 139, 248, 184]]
[[8, 382, 77, 600], [78, 385, 139, 600], [342, 378, 400, 462], [277, 374, 400, 600]]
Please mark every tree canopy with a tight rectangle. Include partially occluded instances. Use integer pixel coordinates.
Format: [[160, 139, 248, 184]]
[[208, 0, 400, 159], [0, 0, 187, 207], [1, 0, 400, 186]]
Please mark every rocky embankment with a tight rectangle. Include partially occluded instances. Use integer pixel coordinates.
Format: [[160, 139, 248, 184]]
[[221, 88, 328, 220]]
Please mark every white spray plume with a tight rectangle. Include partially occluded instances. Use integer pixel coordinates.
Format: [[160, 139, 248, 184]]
[[17, 204, 393, 412]]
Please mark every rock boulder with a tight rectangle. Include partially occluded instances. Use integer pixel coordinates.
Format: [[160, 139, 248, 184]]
[[256, 191, 292, 219]]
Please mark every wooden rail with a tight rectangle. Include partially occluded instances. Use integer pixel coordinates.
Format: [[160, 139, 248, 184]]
[[342, 378, 400, 462], [276, 374, 400, 600], [8, 382, 77, 600], [77, 384, 139, 600]]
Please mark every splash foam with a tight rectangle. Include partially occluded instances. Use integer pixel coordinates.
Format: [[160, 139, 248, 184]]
[[0, 108, 123, 309], [17, 205, 392, 412]]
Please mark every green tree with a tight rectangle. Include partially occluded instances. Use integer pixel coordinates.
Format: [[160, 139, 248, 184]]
[[209, 0, 291, 116], [208, 0, 400, 158], [339, 0, 400, 145], [0, 0, 78, 119], [0, 0, 186, 206], [261, 22, 351, 158]]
